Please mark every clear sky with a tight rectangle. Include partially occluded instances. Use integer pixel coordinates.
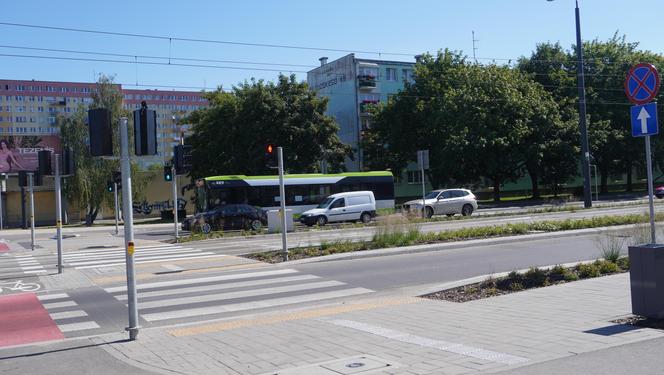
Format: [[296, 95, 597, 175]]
[[2, 0, 662, 91]]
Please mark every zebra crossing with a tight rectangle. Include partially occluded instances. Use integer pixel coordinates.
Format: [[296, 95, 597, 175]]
[[104, 268, 374, 324], [37, 293, 101, 335], [14, 255, 47, 274], [62, 243, 226, 270], [0, 254, 49, 277]]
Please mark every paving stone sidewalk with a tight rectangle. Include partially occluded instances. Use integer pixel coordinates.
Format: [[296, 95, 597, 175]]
[[98, 273, 664, 375]]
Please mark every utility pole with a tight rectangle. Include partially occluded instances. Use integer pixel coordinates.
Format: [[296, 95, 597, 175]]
[[29, 173, 35, 251], [172, 164, 179, 240], [114, 182, 119, 235], [120, 117, 139, 340], [472, 31, 479, 63], [278, 147, 288, 261], [54, 154, 63, 273], [574, 0, 593, 208]]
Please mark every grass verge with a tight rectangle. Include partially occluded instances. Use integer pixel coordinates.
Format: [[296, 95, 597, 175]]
[[244, 213, 663, 263]]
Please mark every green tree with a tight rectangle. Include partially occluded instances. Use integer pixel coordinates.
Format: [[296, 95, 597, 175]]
[[185, 74, 351, 178], [59, 75, 152, 225]]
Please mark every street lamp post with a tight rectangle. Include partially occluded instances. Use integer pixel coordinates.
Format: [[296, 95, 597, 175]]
[[549, 0, 593, 208]]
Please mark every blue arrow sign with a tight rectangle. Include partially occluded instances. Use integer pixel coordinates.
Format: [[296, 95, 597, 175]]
[[631, 102, 658, 137]]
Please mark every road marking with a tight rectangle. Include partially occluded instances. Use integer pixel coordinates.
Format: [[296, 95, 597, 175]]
[[168, 297, 421, 337], [137, 280, 346, 309], [63, 247, 195, 259], [24, 270, 47, 274], [92, 262, 268, 285], [105, 268, 298, 293], [42, 301, 78, 309], [114, 274, 320, 300], [65, 250, 210, 265], [20, 265, 46, 270], [73, 254, 226, 269], [325, 319, 529, 365], [142, 287, 373, 322], [37, 293, 69, 301], [57, 321, 100, 333], [50, 310, 88, 320]]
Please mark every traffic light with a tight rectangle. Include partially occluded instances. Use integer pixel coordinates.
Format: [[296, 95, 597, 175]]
[[264, 143, 277, 168], [88, 108, 113, 156], [112, 171, 122, 190], [38, 150, 52, 176], [164, 165, 173, 182], [133, 101, 158, 156], [174, 145, 193, 173], [106, 181, 114, 193], [62, 147, 75, 176]]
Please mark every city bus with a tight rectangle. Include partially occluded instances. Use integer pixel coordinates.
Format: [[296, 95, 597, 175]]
[[199, 171, 394, 214]]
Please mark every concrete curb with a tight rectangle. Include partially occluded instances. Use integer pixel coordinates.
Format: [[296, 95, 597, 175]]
[[283, 223, 642, 265]]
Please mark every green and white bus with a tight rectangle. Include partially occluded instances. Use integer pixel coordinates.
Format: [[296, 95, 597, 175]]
[[201, 171, 394, 214]]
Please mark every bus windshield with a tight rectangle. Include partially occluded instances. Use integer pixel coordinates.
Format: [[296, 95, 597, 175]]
[[317, 197, 335, 208]]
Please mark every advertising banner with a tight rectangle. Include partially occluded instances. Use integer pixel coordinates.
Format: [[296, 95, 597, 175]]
[[0, 136, 62, 173]]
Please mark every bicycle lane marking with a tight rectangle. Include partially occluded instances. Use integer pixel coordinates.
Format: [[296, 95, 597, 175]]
[[0, 243, 9, 252], [0, 292, 64, 348]]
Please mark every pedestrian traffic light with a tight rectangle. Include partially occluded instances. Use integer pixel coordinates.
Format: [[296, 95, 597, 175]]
[[88, 108, 113, 156], [107, 181, 114, 193], [111, 171, 121, 190], [264, 143, 277, 168], [164, 165, 173, 182], [174, 145, 193, 173], [38, 150, 52, 176], [133, 101, 158, 156]]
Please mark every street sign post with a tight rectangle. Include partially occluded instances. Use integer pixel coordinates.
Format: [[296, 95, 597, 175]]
[[625, 63, 661, 244], [417, 150, 429, 218]]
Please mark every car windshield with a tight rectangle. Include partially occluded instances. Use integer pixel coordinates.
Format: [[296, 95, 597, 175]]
[[424, 191, 440, 199], [317, 197, 335, 208]]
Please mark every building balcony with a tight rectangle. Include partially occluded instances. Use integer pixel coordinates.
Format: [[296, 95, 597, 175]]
[[357, 75, 377, 89], [359, 100, 379, 115]]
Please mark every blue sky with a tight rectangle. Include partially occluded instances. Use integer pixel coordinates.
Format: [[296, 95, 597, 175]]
[[2, 0, 662, 91]]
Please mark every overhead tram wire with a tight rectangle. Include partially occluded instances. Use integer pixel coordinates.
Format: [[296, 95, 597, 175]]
[[0, 53, 309, 73], [0, 44, 317, 68], [0, 21, 415, 57]]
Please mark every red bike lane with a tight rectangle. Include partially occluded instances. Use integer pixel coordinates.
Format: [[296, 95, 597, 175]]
[[0, 292, 64, 347]]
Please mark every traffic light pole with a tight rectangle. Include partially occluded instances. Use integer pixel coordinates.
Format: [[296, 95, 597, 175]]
[[278, 147, 288, 261], [120, 117, 139, 340], [29, 172, 35, 251], [114, 182, 119, 235], [172, 165, 179, 240], [54, 154, 63, 273]]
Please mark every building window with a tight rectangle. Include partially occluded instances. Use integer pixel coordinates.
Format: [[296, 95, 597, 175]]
[[402, 69, 414, 83], [407, 170, 422, 184], [385, 68, 397, 81]]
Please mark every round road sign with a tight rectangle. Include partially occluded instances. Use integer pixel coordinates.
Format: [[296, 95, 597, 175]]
[[625, 63, 661, 105]]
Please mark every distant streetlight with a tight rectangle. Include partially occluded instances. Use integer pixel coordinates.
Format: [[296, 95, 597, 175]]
[[548, 0, 592, 207]]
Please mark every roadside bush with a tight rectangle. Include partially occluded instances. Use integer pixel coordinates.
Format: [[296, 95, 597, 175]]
[[523, 267, 548, 287], [530, 222, 560, 232], [508, 282, 523, 291], [617, 257, 630, 271], [549, 264, 577, 282], [595, 234, 625, 263], [595, 259, 620, 274], [576, 263, 601, 279], [373, 215, 420, 248]]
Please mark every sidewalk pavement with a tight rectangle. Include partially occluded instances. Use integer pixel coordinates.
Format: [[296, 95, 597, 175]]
[[92, 272, 663, 375]]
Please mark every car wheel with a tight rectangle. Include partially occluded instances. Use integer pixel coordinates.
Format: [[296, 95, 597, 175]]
[[201, 222, 212, 234], [657, 194, 664, 199], [462, 204, 474, 217], [316, 216, 328, 226], [250, 219, 262, 231], [360, 212, 372, 224], [424, 207, 434, 219]]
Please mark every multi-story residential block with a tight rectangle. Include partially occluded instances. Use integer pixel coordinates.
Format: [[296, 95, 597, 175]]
[[307, 54, 422, 198], [0, 79, 207, 167]]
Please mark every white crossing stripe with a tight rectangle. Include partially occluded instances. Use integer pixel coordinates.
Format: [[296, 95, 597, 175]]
[[64, 248, 197, 260], [24, 270, 47, 274], [115, 274, 320, 300], [73, 254, 225, 269], [65, 250, 207, 265], [137, 280, 346, 309], [141, 287, 373, 322], [63, 246, 192, 257], [17, 260, 39, 265], [42, 301, 78, 309], [37, 293, 69, 301], [21, 265, 45, 270], [50, 310, 89, 320], [58, 321, 101, 333], [105, 269, 299, 293]]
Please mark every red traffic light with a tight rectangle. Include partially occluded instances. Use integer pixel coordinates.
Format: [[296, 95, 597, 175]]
[[266, 144, 274, 154]]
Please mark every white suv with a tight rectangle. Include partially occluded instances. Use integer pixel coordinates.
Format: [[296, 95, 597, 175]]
[[402, 189, 478, 218]]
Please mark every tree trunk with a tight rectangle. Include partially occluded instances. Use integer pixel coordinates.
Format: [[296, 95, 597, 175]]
[[626, 163, 633, 192], [600, 167, 609, 194], [85, 207, 99, 226], [493, 179, 501, 202], [529, 171, 540, 199]]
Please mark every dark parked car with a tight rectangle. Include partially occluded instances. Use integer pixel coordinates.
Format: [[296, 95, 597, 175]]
[[182, 204, 267, 233], [656, 186, 664, 199]]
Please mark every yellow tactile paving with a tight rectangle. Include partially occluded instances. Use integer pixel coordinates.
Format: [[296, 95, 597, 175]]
[[91, 262, 268, 285], [168, 297, 423, 337]]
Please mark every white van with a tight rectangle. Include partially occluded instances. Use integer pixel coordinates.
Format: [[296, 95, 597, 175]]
[[299, 191, 376, 226]]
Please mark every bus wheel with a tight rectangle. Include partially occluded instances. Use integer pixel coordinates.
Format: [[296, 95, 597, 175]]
[[316, 216, 328, 226]]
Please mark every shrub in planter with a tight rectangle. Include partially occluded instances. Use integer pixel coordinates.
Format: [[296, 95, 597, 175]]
[[524, 267, 548, 287], [616, 257, 630, 271], [595, 259, 620, 274], [576, 263, 601, 278], [509, 282, 524, 291], [549, 264, 577, 282]]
